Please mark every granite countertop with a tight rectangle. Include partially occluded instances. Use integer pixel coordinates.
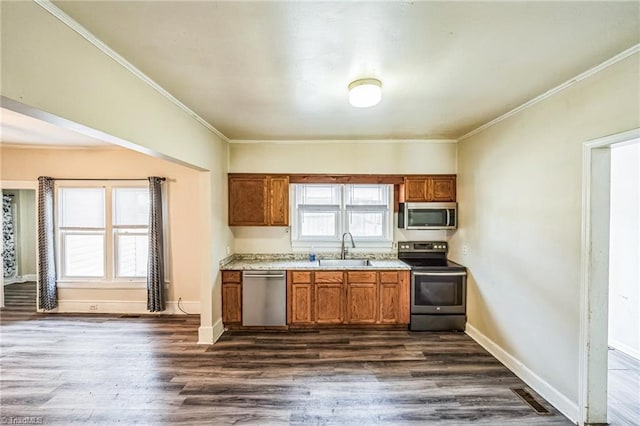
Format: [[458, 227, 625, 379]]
[[221, 254, 410, 271]]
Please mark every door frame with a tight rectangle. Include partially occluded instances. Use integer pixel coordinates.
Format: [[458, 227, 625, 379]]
[[0, 180, 38, 309], [579, 128, 640, 425]]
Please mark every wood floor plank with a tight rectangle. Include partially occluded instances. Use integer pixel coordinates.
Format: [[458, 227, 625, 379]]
[[0, 282, 579, 425]]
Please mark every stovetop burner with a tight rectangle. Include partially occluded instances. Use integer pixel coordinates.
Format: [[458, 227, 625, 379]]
[[398, 241, 466, 272]]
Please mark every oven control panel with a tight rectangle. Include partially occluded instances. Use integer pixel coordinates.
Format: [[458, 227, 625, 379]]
[[398, 241, 448, 253]]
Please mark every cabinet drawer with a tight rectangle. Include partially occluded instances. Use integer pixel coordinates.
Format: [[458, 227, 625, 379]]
[[347, 271, 377, 283], [222, 271, 241, 283], [379, 271, 399, 283], [315, 271, 344, 283], [291, 271, 312, 283]]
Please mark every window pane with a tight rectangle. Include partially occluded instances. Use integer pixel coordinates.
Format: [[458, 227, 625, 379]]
[[116, 234, 148, 277], [296, 185, 340, 205], [64, 234, 104, 277], [347, 211, 385, 238], [114, 188, 149, 226], [61, 188, 105, 228], [346, 185, 389, 205], [300, 212, 337, 237]]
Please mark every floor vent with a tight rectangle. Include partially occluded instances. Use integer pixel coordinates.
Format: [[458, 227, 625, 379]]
[[511, 387, 551, 415]]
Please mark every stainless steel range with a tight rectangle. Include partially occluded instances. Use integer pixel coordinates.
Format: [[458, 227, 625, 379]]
[[398, 241, 467, 331]]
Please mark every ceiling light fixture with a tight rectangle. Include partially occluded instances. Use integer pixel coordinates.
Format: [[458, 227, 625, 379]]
[[348, 78, 382, 108]]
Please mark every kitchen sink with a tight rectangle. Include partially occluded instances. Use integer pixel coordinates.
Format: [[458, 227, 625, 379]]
[[318, 259, 371, 267]]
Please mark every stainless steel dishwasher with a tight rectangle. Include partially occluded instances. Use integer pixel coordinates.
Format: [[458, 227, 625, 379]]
[[242, 270, 286, 326]]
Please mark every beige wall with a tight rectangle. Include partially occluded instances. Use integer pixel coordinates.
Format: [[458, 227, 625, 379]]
[[449, 53, 640, 415], [0, 146, 208, 312], [229, 140, 456, 174], [0, 1, 219, 170], [609, 142, 640, 359], [230, 140, 457, 253], [1, 1, 232, 342]]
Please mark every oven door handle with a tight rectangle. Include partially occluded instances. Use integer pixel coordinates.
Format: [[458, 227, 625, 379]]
[[413, 271, 467, 277]]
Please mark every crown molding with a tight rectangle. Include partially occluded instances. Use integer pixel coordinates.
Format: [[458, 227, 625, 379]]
[[34, 0, 229, 143], [0, 142, 122, 151], [229, 138, 458, 145], [458, 43, 640, 142]]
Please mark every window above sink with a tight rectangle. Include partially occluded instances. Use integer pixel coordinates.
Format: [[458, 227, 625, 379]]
[[290, 183, 393, 252]]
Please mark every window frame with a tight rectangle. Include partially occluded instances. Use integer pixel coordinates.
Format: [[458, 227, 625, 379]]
[[55, 181, 150, 284], [290, 183, 393, 251]]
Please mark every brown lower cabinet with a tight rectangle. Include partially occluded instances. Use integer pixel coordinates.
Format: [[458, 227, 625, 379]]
[[223, 269, 410, 328], [289, 272, 313, 324], [288, 269, 409, 327], [346, 271, 378, 324], [314, 271, 345, 324], [221, 271, 242, 325]]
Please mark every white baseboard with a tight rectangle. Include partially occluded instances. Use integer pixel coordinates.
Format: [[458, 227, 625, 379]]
[[198, 318, 224, 345], [53, 299, 200, 315], [609, 338, 640, 360], [465, 323, 579, 424]]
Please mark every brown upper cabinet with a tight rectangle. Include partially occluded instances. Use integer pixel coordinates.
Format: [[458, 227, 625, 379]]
[[404, 175, 456, 202], [229, 174, 289, 226]]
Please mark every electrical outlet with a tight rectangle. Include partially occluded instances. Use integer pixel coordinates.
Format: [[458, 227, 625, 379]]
[[463, 245, 468, 256], [89, 304, 98, 310]]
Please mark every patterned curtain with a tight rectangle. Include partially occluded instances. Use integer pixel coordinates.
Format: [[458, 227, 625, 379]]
[[38, 177, 57, 310], [147, 177, 166, 312]]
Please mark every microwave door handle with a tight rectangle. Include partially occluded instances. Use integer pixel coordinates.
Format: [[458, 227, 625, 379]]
[[413, 271, 467, 277], [446, 209, 451, 226]]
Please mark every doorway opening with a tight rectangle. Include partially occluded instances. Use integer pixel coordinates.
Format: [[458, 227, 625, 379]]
[[0, 183, 37, 310], [579, 129, 639, 425]]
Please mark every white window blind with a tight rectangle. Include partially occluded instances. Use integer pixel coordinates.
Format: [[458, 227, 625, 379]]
[[59, 188, 106, 278], [57, 185, 150, 282], [113, 188, 149, 278]]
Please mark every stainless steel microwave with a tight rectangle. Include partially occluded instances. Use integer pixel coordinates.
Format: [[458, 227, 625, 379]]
[[398, 202, 457, 230]]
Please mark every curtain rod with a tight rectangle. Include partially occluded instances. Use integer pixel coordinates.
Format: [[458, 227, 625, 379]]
[[51, 178, 166, 182]]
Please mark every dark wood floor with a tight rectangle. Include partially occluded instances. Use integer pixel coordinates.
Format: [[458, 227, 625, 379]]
[[1, 282, 573, 425]]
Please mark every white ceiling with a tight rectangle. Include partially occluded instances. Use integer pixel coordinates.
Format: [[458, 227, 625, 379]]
[[9, 1, 640, 143], [0, 108, 110, 147]]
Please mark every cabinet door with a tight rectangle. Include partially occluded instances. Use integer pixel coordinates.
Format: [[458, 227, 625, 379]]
[[288, 271, 313, 324], [290, 283, 313, 324], [429, 176, 456, 202], [222, 271, 242, 324], [346, 271, 377, 324], [222, 283, 242, 324], [379, 282, 400, 323], [268, 176, 289, 226], [398, 270, 410, 324], [315, 283, 343, 324], [379, 271, 399, 324], [229, 175, 268, 226], [315, 271, 344, 324], [404, 177, 428, 202], [346, 283, 378, 324]]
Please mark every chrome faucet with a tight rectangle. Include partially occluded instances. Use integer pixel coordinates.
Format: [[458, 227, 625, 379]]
[[340, 232, 356, 259]]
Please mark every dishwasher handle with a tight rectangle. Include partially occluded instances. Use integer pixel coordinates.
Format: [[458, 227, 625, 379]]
[[242, 271, 286, 279]]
